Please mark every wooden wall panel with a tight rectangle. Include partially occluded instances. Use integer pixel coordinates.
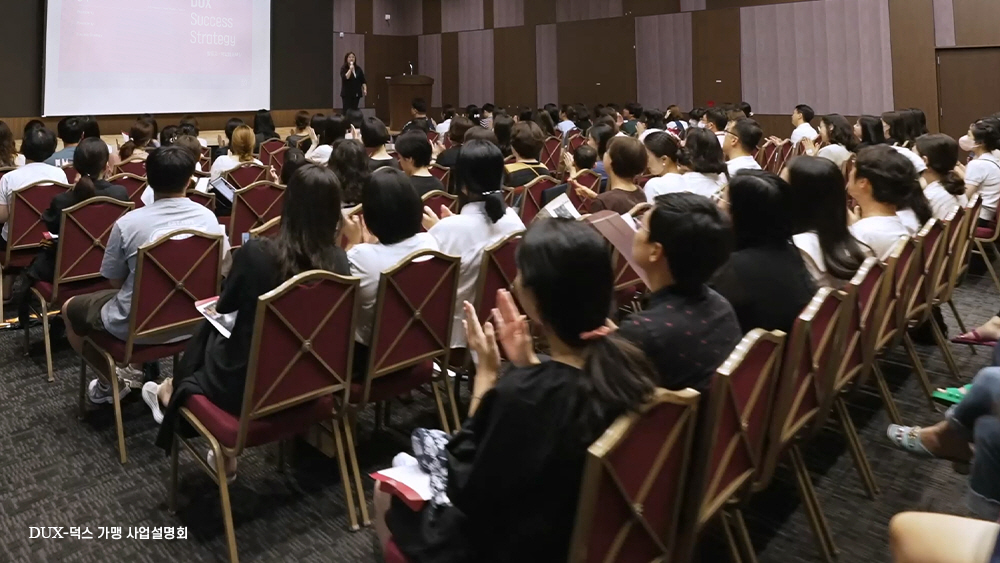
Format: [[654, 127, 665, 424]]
[[889, 0, 939, 131], [373, 0, 423, 35], [423, 0, 442, 34], [933, 0, 956, 47], [623, 0, 682, 16], [707, 0, 807, 8], [556, 0, 624, 21], [273, 0, 335, 109], [636, 13, 694, 110], [536, 24, 559, 107], [458, 30, 495, 106], [334, 0, 357, 32], [556, 17, 636, 106], [681, 0, 707, 10], [484, 0, 495, 28], [691, 8, 742, 105], [441, 33, 461, 107], [954, 0, 1000, 46], [418, 35, 443, 107], [365, 35, 419, 118], [442, 0, 485, 32], [494, 0, 526, 28], [494, 26, 537, 110], [356, 0, 374, 34], [525, 0, 558, 25]]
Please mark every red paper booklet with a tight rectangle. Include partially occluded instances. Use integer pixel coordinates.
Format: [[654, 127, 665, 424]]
[[585, 210, 650, 288], [370, 465, 432, 512]]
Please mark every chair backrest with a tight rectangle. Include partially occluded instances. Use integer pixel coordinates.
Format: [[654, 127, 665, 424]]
[[224, 162, 271, 190], [957, 195, 983, 280], [359, 250, 460, 404], [200, 146, 211, 173], [503, 154, 516, 165], [575, 169, 602, 192], [127, 230, 223, 351], [541, 136, 562, 172], [249, 216, 281, 239], [229, 181, 286, 249], [62, 164, 79, 184], [259, 140, 288, 177], [474, 231, 524, 324], [938, 205, 966, 303], [421, 190, 458, 216], [6, 180, 73, 264], [427, 130, 439, 145], [568, 134, 587, 153], [107, 173, 149, 209], [114, 158, 146, 177], [519, 175, 562, 224], [837, 257, 882, 394], [874, 236, 912, 353], [756, 288, 847, 491], [186, 189, 216, 211], [234, 270, 360, 452], [567, 388, 700, 563], [906, 219, 944, 326], [428, 163, 450, 189], [51, 197, 134, 302], [755, 139, 776, 168], [635, 174, 655, 189], [684, 329, 785, 532], [566, 178, 593, 213]]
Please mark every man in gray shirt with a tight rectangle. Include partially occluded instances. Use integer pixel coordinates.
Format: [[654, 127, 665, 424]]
[[44, 116, 84, 167], [63, 146, 230, 405]]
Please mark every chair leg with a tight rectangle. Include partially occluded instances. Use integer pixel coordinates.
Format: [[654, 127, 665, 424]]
[[930, 315, 964, 382], [444, 373, 461, 432], [41, 301, 53, 382], [210, 441, 239, 563], [976, 240, 1000, 293], [342, 416, 371, 527], [109, 372, 128, 465], [332, 419, 360, 531], [833, 397, 879, 499], [946, 299, 976, 355], [902, 333, 939, 411], [790, 445, 838, 562], [373, 402, 384, 432], [168, 429, 180, 513], [719, 511, 747, 563], [22, 308, 29, 355], [430, 380, 452, 434], [871, 362, 904, 425]]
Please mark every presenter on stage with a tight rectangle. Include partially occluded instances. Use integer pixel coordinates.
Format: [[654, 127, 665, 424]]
[[340, 52, 367, 111]]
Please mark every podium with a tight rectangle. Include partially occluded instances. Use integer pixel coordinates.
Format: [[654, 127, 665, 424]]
[[387, 75, 434, 132]]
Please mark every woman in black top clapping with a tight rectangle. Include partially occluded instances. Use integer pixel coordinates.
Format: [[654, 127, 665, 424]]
[[341, 52, 367, 111]]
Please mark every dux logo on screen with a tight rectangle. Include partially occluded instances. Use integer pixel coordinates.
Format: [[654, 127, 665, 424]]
[[30, 528, 67, 539], [192, 0, 213, 7]]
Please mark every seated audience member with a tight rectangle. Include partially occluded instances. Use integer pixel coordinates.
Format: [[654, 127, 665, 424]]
[[212, 118, 245, 161], [533, 109, 559, 138], [435, 116, 475, 169], [504, 122, 550, 187], [914, 134, 969, 220], [376, 218, 656, 563], [299, 113, 324, 153], [11, 138, 130, 322], [210, 125, 263, 180], [586, 124, 615, 179], [784, 156, 870, 287], [855, 115, 888, 150], [466, 105, 484, 128], [146, 164, 350, 480], [179, 115, 208, 148], [402, 98, 437, 134], [621, 102, 642, 136], [395, 132, 444, 196], [688, 107, 706, 129], [789, 104, 819, 145], [962, 117, 1000, 222], [342, 169, 440, 344], [723, 118, 764, 176], [711, 170, 817, 334], [141, 136, 210, 206], [886, 365, 1000, 521], [345, 109, 365, 139], [463, 126, 499, 146], [119, 120, 155, 162], [643, 132, 685, 200], [140, 114, 161, 148], [678, 128, 729, 197], [362, 117, 401, 172], [804, 114, 856, 169], [889, 511, 1000, 563], [739, 102, 753, 118], [422, 140, 526, 348], [0, 126, 67, 246], [280, 147, 307, 186], [493, 115, 515, 158], [286, 110, 312, 148], [848, 145, 917, 259], [637, 108, 667, 141], [436, 105, 455, 137], [252, 109, 280, 150], [619, 193, 741, 390], [328, 139, 371, 206], [480, 103, 495, 129], [574, 104, 592, 132], [556, 105, 578, 135], [575, 137, 647, 214], [562, 144, 598, 182], [665, 105, 688, 137], [62, 147, 231, 402], [0, 121, 18, 167], [46, 117, 85, 167], [306, 114, 349, 165], [159, 125, 179, 147], [883, 111, 912, 147], [701, 108, 730, 146]]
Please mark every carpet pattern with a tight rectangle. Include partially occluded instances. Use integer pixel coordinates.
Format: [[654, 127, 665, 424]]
[[0, 269, 997, 563]]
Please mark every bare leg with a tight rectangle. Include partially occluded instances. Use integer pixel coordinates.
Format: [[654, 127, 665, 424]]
[[157, 378, 174, 406], [373, 486, 392, 551], [961, 315, 1000, 341], [918, 421, 974, 462], [62, 297, 84, 356], [889, 512, 998, 563]]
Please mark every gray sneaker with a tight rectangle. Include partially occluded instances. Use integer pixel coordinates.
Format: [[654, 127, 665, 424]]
[[87, 378, 130, 405]]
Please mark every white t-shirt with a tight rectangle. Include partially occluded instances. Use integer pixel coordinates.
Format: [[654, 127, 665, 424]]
[[557, 120, 576, 135], [850, 215, 910, 260], [209, 154, 263, 180], [817, 144, 852, 169], [140, 176, 210, 207], [727, 155, 761, 177], [0, 162, 69, 241], [428, 202, 525, 348], [637, 128, 664, 142], [681, 172, 726, 198], [893, 146, 927, 174], [896, 209, 921, 234], [305, 143, 333, 166], [790, 123, 819, 146], [793, 232, 836, 288], [348, 232, 442, 345], [644, 173, 686, 201], [924, 180, 968, 220], [966, 153, 1000, 220]]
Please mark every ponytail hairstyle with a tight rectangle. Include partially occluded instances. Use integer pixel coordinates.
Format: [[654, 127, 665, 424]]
[[678, 127, 728, 177], [119, 119, 154, 160], [516, 219, 655, 429], [454, 139, 508, 224], [72, 137, 111, 204], [914, 134, 965, 196], [230, 125, 256, 162], [855, 145, 931, 224]]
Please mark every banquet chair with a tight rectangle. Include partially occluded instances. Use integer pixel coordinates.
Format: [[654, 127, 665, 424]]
[[228, 181, 285, 250], [224, 162, 271, 191], [187, 189, 216, 211], [259, 139, 288, 178], [3, 180, 72, 269], [426, 130, 439, 145], [540, 136, 562, 172], [28, 197, 134, 382], [503, 154, 516, 165], [79, 230, 224, 464], [249, 216, 281, 239], [567, 170, 602, 213], [635, 174, 655, 189], [513, 175, 561, 224], [931, 206, 970, 367], [200, 146, 211, 173], [972, 204, 1000, 293], [428, 163, 450, 191], [868, 237, 912, 426], [677, 329, 785, 563], [567, 133, 587, 153], [948, 196, 983, 336], [113, 158, 146, 177], [474, 231, 523, 326], [62, 164, 79, 184], [107, 173, 149, 209], [755, 139, 777, 169], [168, 271, 364, 563], [420, 190, 458, 217]]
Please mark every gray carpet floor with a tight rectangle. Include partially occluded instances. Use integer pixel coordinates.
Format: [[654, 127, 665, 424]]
[[1, 268, 997, 563]]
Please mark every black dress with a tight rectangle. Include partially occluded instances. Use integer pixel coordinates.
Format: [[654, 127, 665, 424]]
[[155, 239, 350, 452], [340, 64, 366, 111], [387, 361, 622, 563]]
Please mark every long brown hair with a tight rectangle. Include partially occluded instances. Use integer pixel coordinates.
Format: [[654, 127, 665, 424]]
[[0, 121, 16, 167], [119, 120, 154, 159], [268, 164, 345, 278], [71, 138, 111, 204]]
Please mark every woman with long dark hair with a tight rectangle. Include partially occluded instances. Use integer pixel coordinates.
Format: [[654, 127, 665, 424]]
[[340, 52, 367, 111], [119, 119, 154, 160], [855, 115, 887, 149], [587, 124, 615, 179], [147, 164, 351, 477], [678, 127, 728, 197], [0, 121, 16, 167], [306, 114, 349, 165], [328, 138, 371, 205], [375, 218, 656, 562], [914, 134, 968, 219], [783, 156, 870, 287], [493, 114, 515, 158], [252, 109, 279, 149], [805, 114, 856, 169]]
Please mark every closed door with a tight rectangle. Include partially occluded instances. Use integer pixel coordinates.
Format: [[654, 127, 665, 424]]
[[937, 48, 1000, 141]]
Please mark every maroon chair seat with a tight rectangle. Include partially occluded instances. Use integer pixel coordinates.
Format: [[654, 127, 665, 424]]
[[32, 279, 113, 304], [87, 331, 191, 365], [976, 224, 995, 239], [350, 361, 434, 403], [185, 394, 336, 449]]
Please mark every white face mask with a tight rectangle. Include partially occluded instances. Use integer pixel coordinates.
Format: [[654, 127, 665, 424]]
[[959, 134, 977, 152]]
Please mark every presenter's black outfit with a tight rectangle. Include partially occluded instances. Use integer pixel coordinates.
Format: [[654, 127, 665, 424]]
[[341, 64, 366, 111]]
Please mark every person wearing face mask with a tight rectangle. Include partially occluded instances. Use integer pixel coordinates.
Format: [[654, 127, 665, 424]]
[[960, 117, 1000, 223]]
